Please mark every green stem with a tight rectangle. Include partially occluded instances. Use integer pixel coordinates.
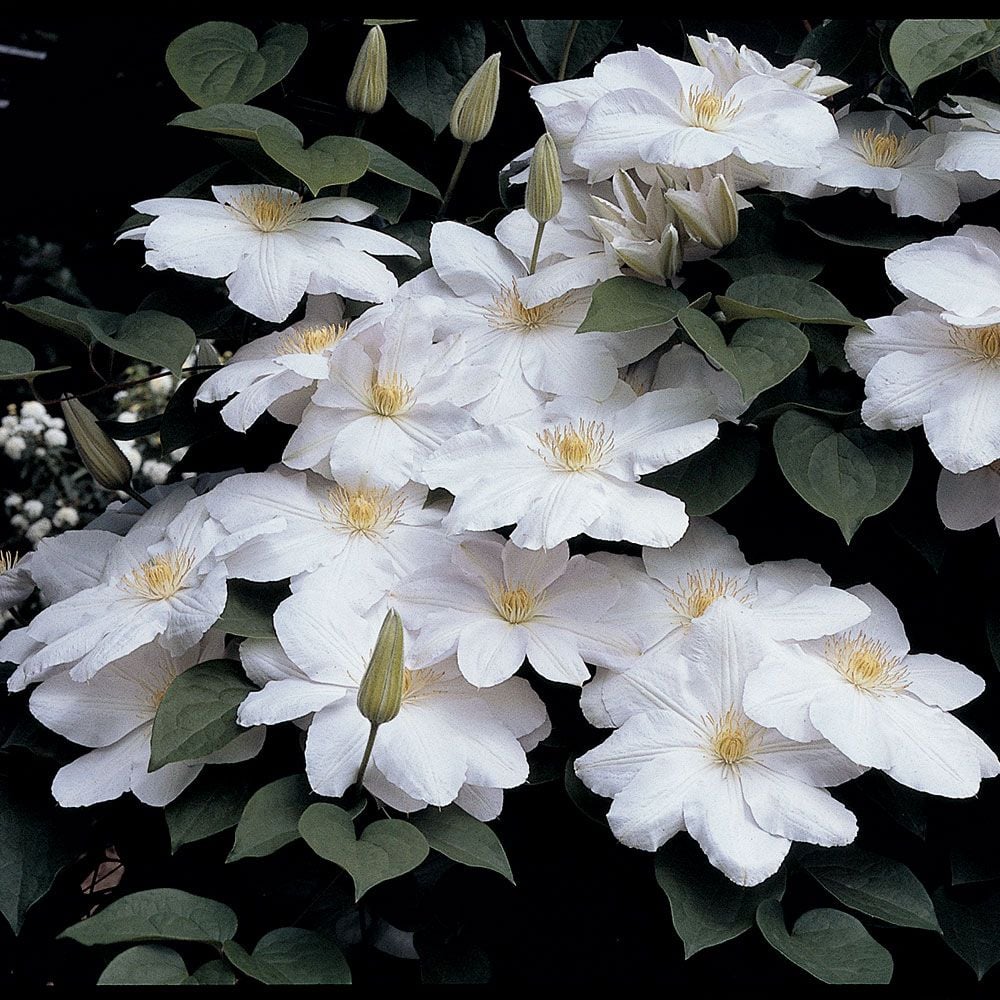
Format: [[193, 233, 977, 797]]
[[440, 142, 471, 216], [339, 117, 367, 197], [354, 722, 379, 792], [529, 221, 546, 274], [123, 484, 153, 509], [557, 20, 580, 81]]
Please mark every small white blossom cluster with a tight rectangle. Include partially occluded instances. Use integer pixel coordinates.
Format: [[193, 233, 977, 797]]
[[1, 400, 68, 462]]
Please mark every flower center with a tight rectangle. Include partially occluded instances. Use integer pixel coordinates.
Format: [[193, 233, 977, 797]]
[[664, 570, 750, 622], [368, 373, 414, 416], [705, 707, 761, 766], [536, 420, 613, 472], [950, 323, 1000, 364], [853, 129, 910, 168], [276, 322, 349, 356], [119, 550, 196, 601], [226, 188, 302, 233], [0, 549, 22, 575], [490, 584, 538, 624], [401, 667, 447, 702], [486, 283, 566, 333], [825, 633, 909, 693], [319, 485, 403, 536], [685, 87, 742, 131]]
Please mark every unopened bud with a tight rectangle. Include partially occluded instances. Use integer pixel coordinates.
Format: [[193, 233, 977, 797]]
[[346, 25, 388, 115], [60, 396, 135, 493], [450, 53, 501, 144], [526, 133, 562, 224], [665, 175, 739, 251], [357, 609, 405, 725]]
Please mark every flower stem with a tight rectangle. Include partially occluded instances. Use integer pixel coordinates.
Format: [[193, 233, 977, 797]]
[[440, 142, 471, 216], [354, 722, 379, 792], [124, 484, 153, 509], [339, 117, 368, 197], [529, 221, 547, 274], [557, 20, 580, 81]]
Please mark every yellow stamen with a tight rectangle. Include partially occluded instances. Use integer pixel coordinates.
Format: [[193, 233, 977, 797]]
[[705, 707, 762, 766], [489, 584, 538, 624], [825, 633, 909, 693], [120, 550, 196, 601], [853, 129, 910, 168], [318, 485, 403, 536], [950, 324, 1000, 364], [225, 187, 302, 233], [486, 283, 568, 332], [686, 87, 742, 131], [368, 373, 414, 416], [401, 666, 447, 702], [276, 322, 350, 356], [664, 570, 750, 622], [0, 550, 22, 574], [536, 419, 613, 472]]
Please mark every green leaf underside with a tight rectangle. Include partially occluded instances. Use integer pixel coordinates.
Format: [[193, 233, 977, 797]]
[[411, 806, 514, 883], [890, 19, 1000, 93], [98, 945, 189, 986], [577, 276, 687, 333], [223, 927, 351, 985], [718, 274, 861, 326], [255, 128, 369, 196]]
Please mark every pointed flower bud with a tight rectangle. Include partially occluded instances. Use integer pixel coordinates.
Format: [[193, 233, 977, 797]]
[[664, 174, 739, 251], [346, 25, 388, 115], [357, 609, 405, 725], [526, 133, 562, 224], [450, 53, 501, 144], [60, 396, 135, 493]]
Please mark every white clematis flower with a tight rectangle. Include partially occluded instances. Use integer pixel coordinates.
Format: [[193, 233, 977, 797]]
[[580, 517, 870, 728], [206, 467, 456, 610], [195, 293, 351, 432], [936, 464, 1000, 532], [576, 599, 861, 886], [423, 390, 719, 550], [236, 595, 549, 817], [744, 584, 1000, 798], [934, 95, 1000, 182], [281, 296, 489, 486], [846, 295, 1000, 474], [393, 534, 641, 688], [29, 635, 264, 807], [119, 184, 418, 323]]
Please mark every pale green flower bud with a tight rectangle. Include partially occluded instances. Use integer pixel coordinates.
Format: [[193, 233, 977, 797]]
[[526, 133, 562, 224], [357, 609, 405, 725], [346, 25, 388, 115], [60, 396, 135, 493], [450, 53, 501, 144], [664, 175, 739, 251]]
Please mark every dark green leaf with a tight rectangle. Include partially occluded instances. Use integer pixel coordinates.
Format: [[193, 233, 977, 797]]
[[171, 103, 303, 141], [800, 846, 939, 931], [804, 324, 850, 373], [411, 806, 513, 883], [165, 769, 254, 853], [796, 19, 867, 75], [59, 888, 238, 946], [183, 960, 237, 985], [359, 140, 441, 200], [564, 755, 608, 825], [577, 276, 687, 333], [350, 174, 412, 225], [84, 311, 195, 375], [299, 803, 429, 901], [149, 659, 254, 770], [99, 414, 163, 440], [383, 219, 432, 284], [217, 579, 288, 639], [773, 410, 913, 542], [98, 945, 189, 985], [166, 21, 308, 108], [717, 274, 861, 326], [654, 837, 785, 959], [756, 901, 893, 984], [5, 296, 110, 342], [522, 19, 621, 78], [934, 887, 1000, 980], [159, 372, 210, 455], [228, 774, 312, 863], [890, 19, 1000, 93], [223, 927, 351, 985], [256, 128, 370, 196], [0, 341, 36, 379]]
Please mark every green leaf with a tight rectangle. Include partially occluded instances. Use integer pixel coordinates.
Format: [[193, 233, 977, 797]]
[[171, 103, 303, 141], [100, 414, 163, 440], [183, 960, 238, 985], [411, 806, 514, 883], [796, 19, 867, 75], [522, 19, 621, 79], [228, 774, 312, 863], [358, 140, 441, 200], [166, 21, 308, 108], [223, 928, 351, 985], [0, 341, 35, 379], [773, 410, 913, 542], [388, 20, 486, 135], [0, 774, 83, 933], [642, 430, 760, 516], [256, 127, 370, 196], [804, 324, 851, 373], [149, 660, 254, 770], [59, 889, 238, 946], [890, 19, 1000, 94], [654, 837, 785, 959], [679, 310, 809, 404], [299, 803, 429, 901], [800, 847, 939, 931], [98, 945, 189, 986], [6, 296, 110, 342], [756, 901, 893, 985], [934, 887, 1000, 980], [217, 579, 287, 639], [84, 310, 196, 375], [577, 276, 687, 333], [717, 274, 861, 326], [350, 174, 411, 225], [165, 769, 254, 853]]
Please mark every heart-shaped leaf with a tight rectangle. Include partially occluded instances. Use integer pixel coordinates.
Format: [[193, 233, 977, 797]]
[[256, 127, 370, 196], [411, 806, 514, 883], [717, 274, 861, 326], [98, 945, 189, 986], [165, 769, 254, 854], [171, 104, 303, 141], [82, 310, 196, 376], [577, 276, 688, 333], [298, 803, 429, 901], [166, 21, 308, 108], [359, 140, 441, 200], [890, 19, 1000, 94], [184, 961, 237, 986], [228, 774, 312, 863], [223, 928, 351, 985], [773, 410, 913, 542], [522, 19, 621, 79], [934, 887, 1000, 980]]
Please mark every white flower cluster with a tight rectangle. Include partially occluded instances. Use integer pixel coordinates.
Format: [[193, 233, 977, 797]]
[[3, 31, 996, 887], [1, 400, 67, 462]]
